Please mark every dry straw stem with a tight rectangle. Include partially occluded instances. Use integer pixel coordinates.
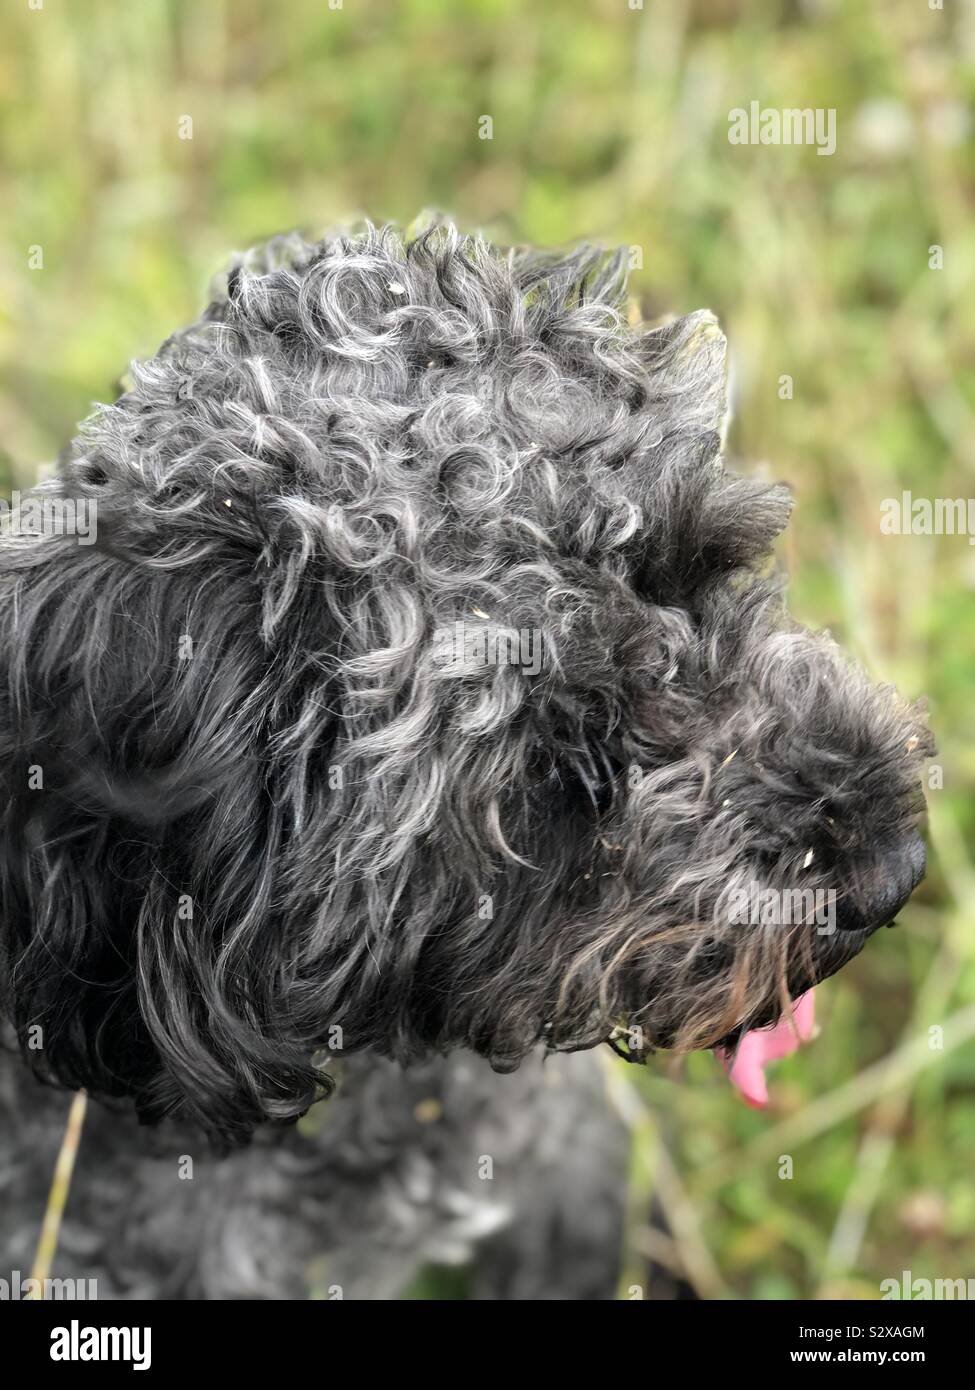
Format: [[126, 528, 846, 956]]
[[27, 1090, 88, 1296]]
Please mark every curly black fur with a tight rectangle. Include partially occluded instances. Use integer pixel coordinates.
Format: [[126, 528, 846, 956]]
[[0, 221, 931, 1160]]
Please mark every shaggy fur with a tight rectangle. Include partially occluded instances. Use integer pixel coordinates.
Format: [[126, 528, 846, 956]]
[[0, 221, 930, 1296]]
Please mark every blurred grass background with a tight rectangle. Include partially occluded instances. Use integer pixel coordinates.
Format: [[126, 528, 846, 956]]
[[1, 0, 973, 1300]]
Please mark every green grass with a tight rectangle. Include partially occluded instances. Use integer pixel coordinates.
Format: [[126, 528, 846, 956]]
[[2, 0, 973, 1298]]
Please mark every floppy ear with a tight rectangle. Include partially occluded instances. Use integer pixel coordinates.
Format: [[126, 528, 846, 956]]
[[0, 527, 151, 1105], [0, 495, 326, 1146], [624, 311, 792, 601]]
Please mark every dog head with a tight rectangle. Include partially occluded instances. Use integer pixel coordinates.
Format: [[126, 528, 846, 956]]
[[0, 223, 931, 1142]]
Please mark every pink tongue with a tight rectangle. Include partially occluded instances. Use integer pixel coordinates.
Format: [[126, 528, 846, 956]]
[[716, 990, 816, 1108]]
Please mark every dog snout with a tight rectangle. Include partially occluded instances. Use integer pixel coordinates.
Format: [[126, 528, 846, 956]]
[[837, 833, 927, 933]]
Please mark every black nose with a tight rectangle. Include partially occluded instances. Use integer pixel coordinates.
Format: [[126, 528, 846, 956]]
[[837, 833, 927, 932]]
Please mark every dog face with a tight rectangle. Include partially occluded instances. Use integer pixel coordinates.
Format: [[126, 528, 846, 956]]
[[0, 224, 931, 1143]]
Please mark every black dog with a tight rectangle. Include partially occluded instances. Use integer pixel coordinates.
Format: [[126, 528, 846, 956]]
[[0, 223, 930, 1297]]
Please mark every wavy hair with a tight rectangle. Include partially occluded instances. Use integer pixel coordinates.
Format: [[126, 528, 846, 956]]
[[0, 222, 930, 1144]]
